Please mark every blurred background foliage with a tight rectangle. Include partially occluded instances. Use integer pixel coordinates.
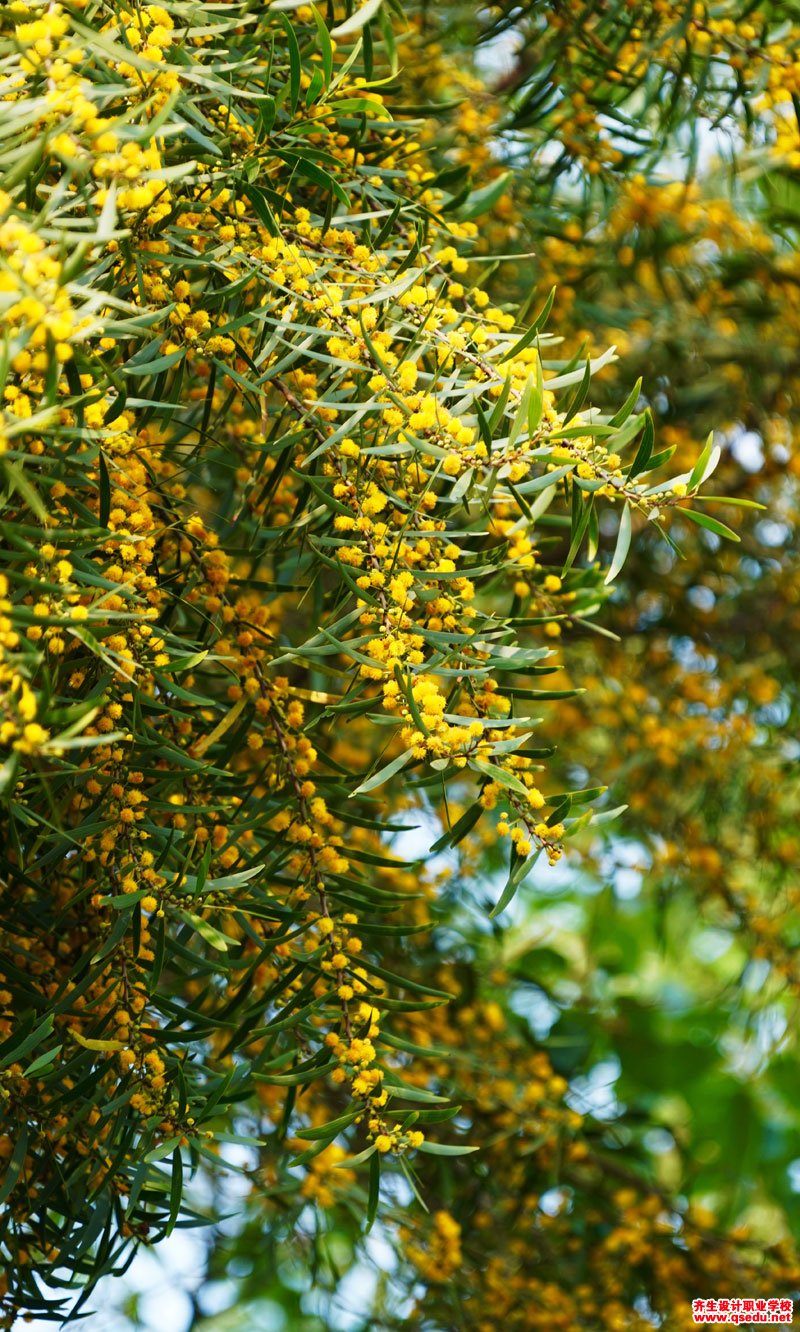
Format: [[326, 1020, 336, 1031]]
[[3, 0, 800, 1329]]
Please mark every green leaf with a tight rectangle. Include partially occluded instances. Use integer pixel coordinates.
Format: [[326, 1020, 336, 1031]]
[[608, 378, 643, 428], [366, 1151, 380, 1230], [415, 1141, 479, 1156], [167, 1146, 183, 1236], [693, 496, 766, 510], [98, 452, 111, 529], [499, 287, 556, 363], [490, 848, 541, 918], [0, 1125, 28, 1208], [604, 503, 632, 585], [509, 374, 535, 448], [123, 348, 185, 377], [563, 359, 591, 424], [688, 431, 719, 490], [23, 1045, 62, 1078], [384, 1081, 450, 1104], [469, 759, 529, 798], [295, 1110, 360, 1140], [430, 801, 483, 853], [514, 463, 574, 495], [176, 911, 231, 952], [628, 411, 654, 478], [680, 508, 741, 542], [351, 747, 414, 796], [312, 5, 333, 86], [0, 1013, 54, 1070], [458, 171, 513, 222], [278, 151, 350, 206], [335, 1144, 377, 1168], [145, 1136, 183, 1164], [280, 15, 302, 116], [331, 0, 384, 37]]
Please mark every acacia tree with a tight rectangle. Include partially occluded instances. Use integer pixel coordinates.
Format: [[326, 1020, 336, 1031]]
[[1, 2, 799, 1329]]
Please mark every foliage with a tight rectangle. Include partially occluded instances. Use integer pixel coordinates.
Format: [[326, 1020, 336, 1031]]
[[1, 2, 799, 1329]]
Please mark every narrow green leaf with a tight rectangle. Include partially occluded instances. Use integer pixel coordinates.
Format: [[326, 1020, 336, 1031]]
[[177, 910, 231, 952], [490, 848, 541, 918], [331, 0, 384, 37], [628, 411, 654, 478], [280, 15, 302, 116], [0, 1125, 29, 1207], [680, 507, 741, 542], [312, 5, 333, 85], [366, 1151, 380, 1230], [145, 1136, 183, 1164], [688, 430, 718, 490], [416, 1140, 479, 1156], [295, 1110, 360, 1141], [498, 287, 556, 363], [604, 503, 632, 585], [351, 747, 414, 796], [469, 759, 529, 798], [335, 1143, 377, 1168], [0, 1013, 54, 1070], [167, 1146, 183, 1236], [23, 1044, 62, 1078], [459, 171, 512, 222], [608, 378, 642, 428]]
